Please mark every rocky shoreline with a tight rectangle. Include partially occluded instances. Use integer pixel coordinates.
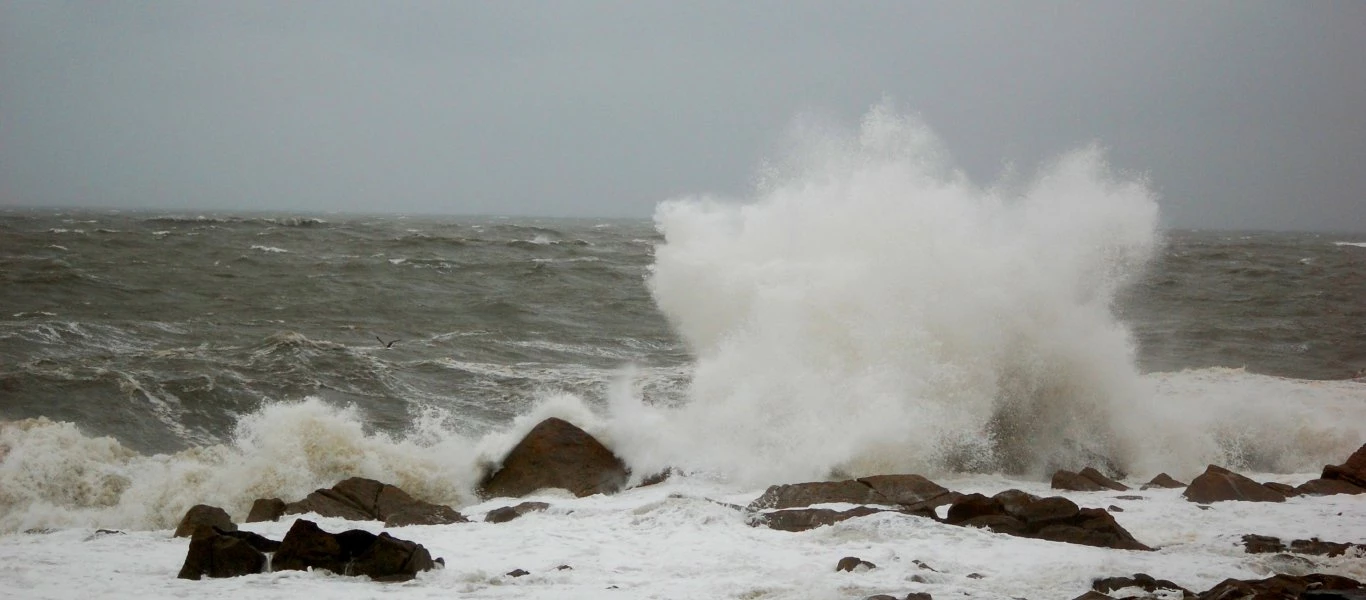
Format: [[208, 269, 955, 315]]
[[168, 417, 1365, 599]]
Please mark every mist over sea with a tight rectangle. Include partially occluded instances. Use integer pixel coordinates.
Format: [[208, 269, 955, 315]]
[[2, 110, 1364, 536]]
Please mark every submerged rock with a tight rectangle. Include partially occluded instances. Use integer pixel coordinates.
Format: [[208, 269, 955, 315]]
[[1091, 573, 1191, 597], [173, 505, 235, 538], [747, 474, 957, 512], [272, 519, 439, 582], [1242, 534, 1364, 558], [484, 501, 550, 523], [479, 417, 629, 498], [1296, 478, 1365, 496], [749, 506, 889, 532], [1196, 573, 1362, 600], [836, 556, 877, 572], [282, 477, 468, 526], [1182, 465, 1286, 503]]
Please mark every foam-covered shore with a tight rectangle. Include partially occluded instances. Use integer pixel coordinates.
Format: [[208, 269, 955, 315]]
[[2, 471, 1363, 600]]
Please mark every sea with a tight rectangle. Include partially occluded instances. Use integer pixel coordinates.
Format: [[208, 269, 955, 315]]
[[1, 110, 1363, 599]]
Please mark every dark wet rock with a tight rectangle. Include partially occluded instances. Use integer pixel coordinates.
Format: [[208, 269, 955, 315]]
[[556, 564, 573, 571], [836, 556, 876, 572], [1115, 495, 1144, 500], [1242, 534, 1363, 558], [506, 568, 530, 578], [966, 573, 985, 579], [1322, 443, 1366, 489], [1297, 478, 1366, 496], [177, 526, 267, 580], [1182, 465, 1286, 503], [485, 501, 550, 523], [283, 477, 467, 526], [1107, 505, 1123, 512], [174, 504, 236, 538], [1262, 481, 1301, 497], [1141, 473, 1187, 490], [636, 468, 673, 488], [904, 594, 933, 600], [1195, 573, 1363, 600], [1052, 468, 1130, 492], [272, 519, 439, 582], [912, 559, 938, 572], [750, 506, 888, 532], [943, 490, 1150, 551], [1070, 592, 1116, 600], [865, 596, 899, 600], [479, 418, 629, 498], [1092, 573, 1192, 597], [747, 474, 957, 512], [246, 498, 287, 523]]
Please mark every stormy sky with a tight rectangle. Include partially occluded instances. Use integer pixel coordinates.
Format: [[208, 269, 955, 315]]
[[1, 1, 1362, 231]]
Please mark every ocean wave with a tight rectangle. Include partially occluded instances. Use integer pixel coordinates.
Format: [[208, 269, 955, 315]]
[[1334, 241, 1366, 248], [249, 245, 288, 254]]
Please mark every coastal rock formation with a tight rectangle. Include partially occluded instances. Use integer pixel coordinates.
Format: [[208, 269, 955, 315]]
[[836, 556, 877, 572], [272, 519, 439, 582], [173, 504, 236, 538], [1195, 573, 1362, 600], [749, 506, 890, 532], [246, 498, 286, 523], [176, 526, 279, 580], [484, 501, 550, 523], [479, 417, 629, 498], [1090, 573, 1191, 597], [1242, 534, 1364, 558], [746, 474, 957, 512], [1182, 465, 1286, 503], [1321, 443, 1366, 488], [1141, 473, 1187, 489], [282, 477, 468, 526], [1051, 468, 1130, 492], [943, 490, 1151, 551], [1296, 478, 1365, 495]]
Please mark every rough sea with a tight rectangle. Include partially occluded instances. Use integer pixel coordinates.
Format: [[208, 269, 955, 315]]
[[2, 110, 1363, 599]]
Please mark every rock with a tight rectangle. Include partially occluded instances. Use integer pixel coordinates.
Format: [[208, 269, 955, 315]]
[[1321, 443, 1366, 488], [1092, 573, 1191, 597], [1141, 473, 1187, 489], [1195, 573, 1363, 600], [246, 498, 287, 523], [836, 556, 876, 572], [283, 477, 468, 526], [1182, 465, 1286, 503], [479, 418, 629, 498], [749, 506, 888, 532], [1243, 534, 1287, 554], [943, 490, 1150, 551], [1244, 534, 1362, 558], [506, 568, 529, 577], [865, 596, 898, 600], [272, 519, 439, 582], [1107, 505, 1123, 512], [173, 505, 236, 538], [1052, 468, 1129, 492], [177, 526, 269, 580], [485, 501, 550, 523], [1070, 593, 1116, 600], [635, 468, 673, 487], [905, 594, 933, 600], [747, 474, 956, 512], [1262, 481, 1301, 497], [1297, 478, 1366, 496]]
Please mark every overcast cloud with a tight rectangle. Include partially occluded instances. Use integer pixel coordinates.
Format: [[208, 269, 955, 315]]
[[1, 1, 1362, 231]]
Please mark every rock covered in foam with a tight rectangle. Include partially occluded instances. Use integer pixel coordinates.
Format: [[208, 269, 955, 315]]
[[748, 506, 890, 532], [282, 477, 468, 526], [479, 417, 628, 498], [1090, 573, 1191, 597], [173, 504, 235, 538], [484, 501, 550, 524], [1195, 573, 1363, 600], [1182, 465, 1286, 503], [747, 474, 957, 512], [1242, 534, 1364, 558], [1050, 468, 1130, 492], [943, 490, 1151, 551]]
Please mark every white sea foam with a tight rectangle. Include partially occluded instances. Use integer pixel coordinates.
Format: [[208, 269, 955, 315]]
[[250, 245, 289, 253], [1335, 241, 1366, 248]]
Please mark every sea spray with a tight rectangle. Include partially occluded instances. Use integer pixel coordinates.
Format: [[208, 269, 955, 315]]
[[644, 102, 1162, 483]]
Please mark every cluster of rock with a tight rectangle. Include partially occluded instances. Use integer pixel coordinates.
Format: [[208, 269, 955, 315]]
[[1243, 534, 1364, 558], [1073, 573, 1364, 600], [246, 476, 470, 526], [178, 519, 439, 582]]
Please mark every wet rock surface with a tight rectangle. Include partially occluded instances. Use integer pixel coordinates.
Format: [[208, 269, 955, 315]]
[[943, 490, 1151, 551], [479, 417, 629, 498], [173, 505, 235, 538], [281, 477, 468, 526], [1182, 465, 1287, 503]]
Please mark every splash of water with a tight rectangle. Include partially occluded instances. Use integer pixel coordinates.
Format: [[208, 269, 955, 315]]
[[642, 102, 1162, 484]]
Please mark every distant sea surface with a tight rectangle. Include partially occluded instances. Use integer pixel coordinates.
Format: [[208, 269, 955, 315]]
[[2, 209, 1364, 458]]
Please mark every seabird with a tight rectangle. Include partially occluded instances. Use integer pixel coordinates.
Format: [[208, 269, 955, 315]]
[[375, 335, 399, 349]]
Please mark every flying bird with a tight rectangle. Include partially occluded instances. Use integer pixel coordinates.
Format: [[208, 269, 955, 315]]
[[375, 335, 399, 349]]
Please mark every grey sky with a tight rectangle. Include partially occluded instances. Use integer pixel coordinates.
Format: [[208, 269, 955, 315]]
[[1, 1, 1362, 231]]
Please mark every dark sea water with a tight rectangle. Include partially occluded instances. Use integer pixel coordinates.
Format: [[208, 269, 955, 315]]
[[2, 209, 1364, 458]]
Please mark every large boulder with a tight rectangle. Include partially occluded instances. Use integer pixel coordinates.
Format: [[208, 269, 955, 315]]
[[173, 504, 236, 538], [1297, 478, 1365, 496], [1051, 468, 1130, 492], [747, 474, 957, 512], [943, 490, 1150, 551], [1141, 473, 1187, 489], [1091, 573, 1191, 597], [283, 477, 468, 526], [272, 519, 439, 582], [1195, 574, 1362, 600], [1182, 465, 1286, 503], [1320, 443, 1366, 489], [479, 418, 629, 498], [246, 498, 286, 523], [176, 526, 277, 580]]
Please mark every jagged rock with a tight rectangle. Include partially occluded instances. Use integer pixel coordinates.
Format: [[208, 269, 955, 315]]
[[1052, 468, 1130, 492], [177, 526, 272, 580], [174, 505, 236, 538], [1322, 443, 1366, 488], [283, 477, 468, 526], [246, 498, 286, 523], [479, 418, 629, 498], [272, 519, 438, 582], [1182, 465, 1286, 503], [836, 556, 876, 572], [748, 474, 957, 512], [1242, 534, 1363, 558], [1141, 473, 1187, 489], [749, 506, 888, 532], [1195, 573, 1362, 600], [485, 501, 550, 523], [1297, 478, 1366, 496], [943, 490, 1150, 551], [1092, 573, 1192, 597]]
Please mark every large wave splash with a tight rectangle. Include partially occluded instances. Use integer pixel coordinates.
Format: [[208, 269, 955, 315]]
[[642, 102, 1163, 484]]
